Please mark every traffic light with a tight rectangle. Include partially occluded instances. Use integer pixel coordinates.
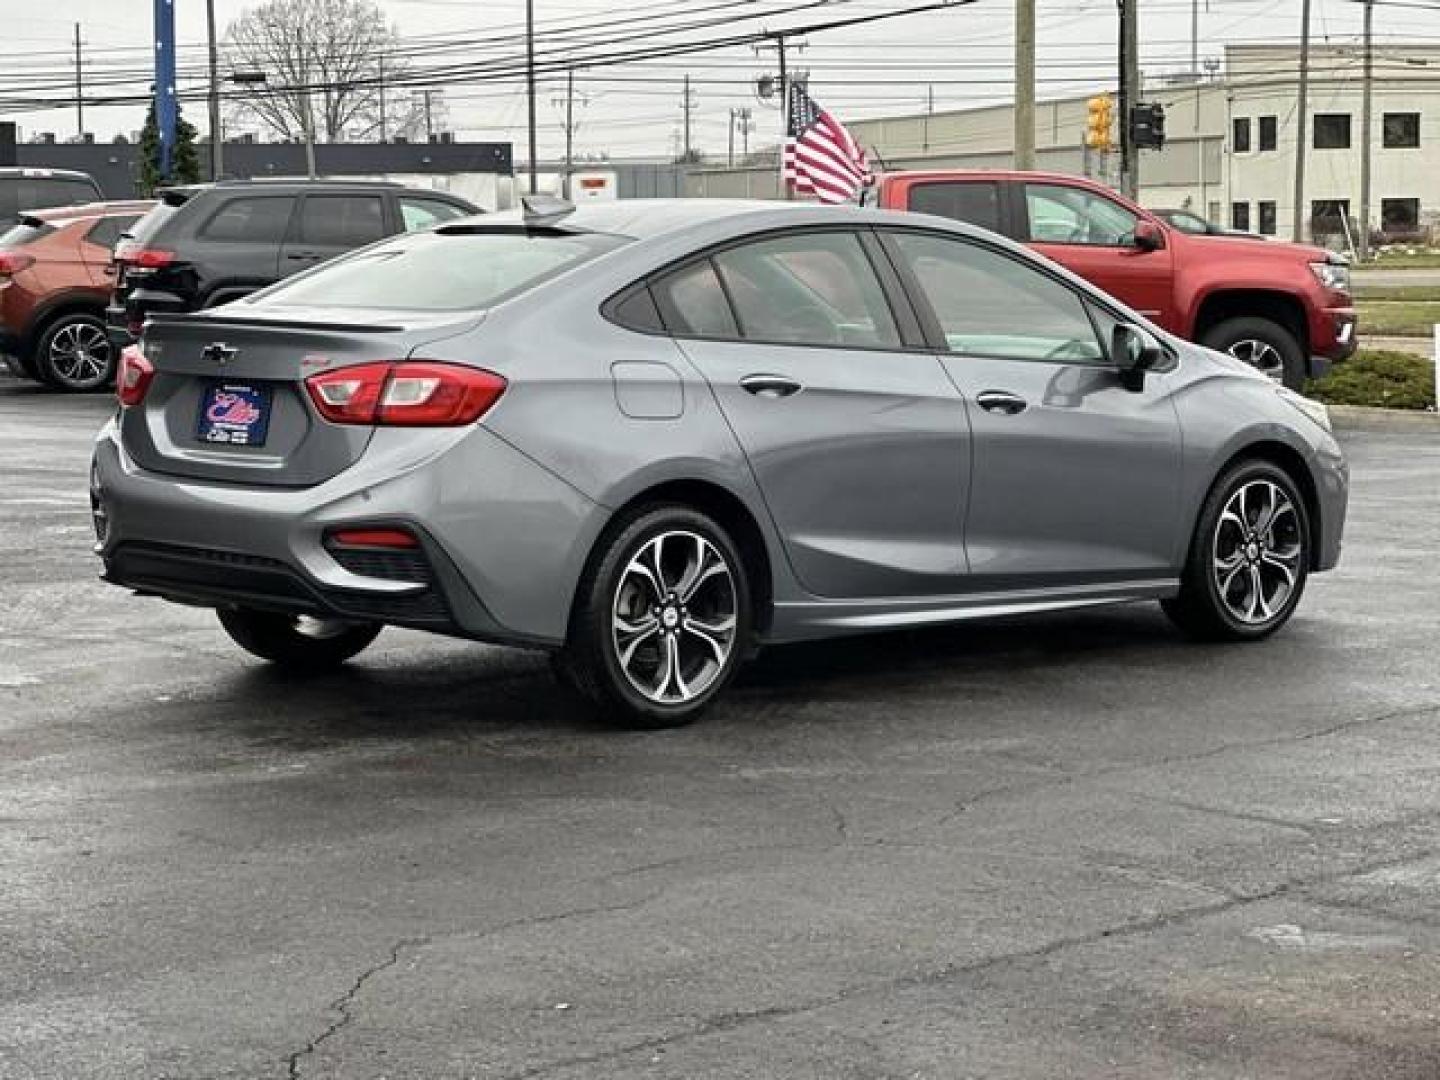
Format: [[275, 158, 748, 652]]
[[1085, 94, 1114, 151], [1131, 103, 1167, 150]]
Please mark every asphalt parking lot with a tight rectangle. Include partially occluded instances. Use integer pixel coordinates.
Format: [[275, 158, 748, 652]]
[[2, 376, 1439, 1080]]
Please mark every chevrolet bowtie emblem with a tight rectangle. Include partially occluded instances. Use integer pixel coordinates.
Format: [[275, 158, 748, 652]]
[[202, 342, 238, 367]]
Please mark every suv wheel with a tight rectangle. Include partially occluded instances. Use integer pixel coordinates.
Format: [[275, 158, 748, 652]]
[[35, 313, 116, 392], [1200, 317, 1306, 390], [216, 607, 382, 670], [1162, 460, 1311, 641], [556, 506, 752, 729]]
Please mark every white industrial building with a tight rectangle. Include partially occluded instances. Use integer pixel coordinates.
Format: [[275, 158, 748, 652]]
[[689, 42, 1439, 248]]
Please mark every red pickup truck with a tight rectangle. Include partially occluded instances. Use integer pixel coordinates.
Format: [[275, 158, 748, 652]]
[[871, 170, 1356, 389]]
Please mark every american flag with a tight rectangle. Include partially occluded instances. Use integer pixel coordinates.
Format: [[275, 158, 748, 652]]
[[782, 84, 872, 204]]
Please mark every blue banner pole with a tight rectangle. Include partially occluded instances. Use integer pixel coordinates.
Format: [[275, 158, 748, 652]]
[[154, 0, 177, 179]]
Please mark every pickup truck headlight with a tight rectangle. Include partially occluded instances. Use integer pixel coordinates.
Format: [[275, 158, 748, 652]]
[[1310, 260, 1351, 293], [1277, 387, 1332, 432]]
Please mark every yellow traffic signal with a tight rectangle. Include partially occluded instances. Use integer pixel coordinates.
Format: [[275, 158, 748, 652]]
[[1085, 94, 1114, 152]]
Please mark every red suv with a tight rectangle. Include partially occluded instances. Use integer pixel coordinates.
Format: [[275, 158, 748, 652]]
[[0, 201, 152, 391], [873, 171, 1356, 388]]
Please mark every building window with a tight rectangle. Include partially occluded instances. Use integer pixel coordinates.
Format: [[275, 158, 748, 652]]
[[1311, 199, 1351, 241], [1258, 200, 1277, 236], [1313, 114, 1351, 149], [1259, 116, 1278, 151], [1232, 201, 1251, 232], [1381, 198, 1421, 236], [1232, 117, 1252, 153], [1383, 113, 1420, 149]]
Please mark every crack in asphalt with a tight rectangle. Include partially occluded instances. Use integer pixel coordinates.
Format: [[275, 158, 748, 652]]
[[498, 844, 1440, 1079], [285, 936, 428, 1080]]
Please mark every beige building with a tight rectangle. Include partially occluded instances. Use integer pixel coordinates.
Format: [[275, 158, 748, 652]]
[[688, 43, 1438, 247]]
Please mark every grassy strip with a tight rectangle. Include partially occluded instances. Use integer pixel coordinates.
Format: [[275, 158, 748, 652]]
[[1355, 300, 1440, 337], [1307, 349, 1436, 411], [1352, 284, 1439, 302], [1365, 252, 1440, 269]]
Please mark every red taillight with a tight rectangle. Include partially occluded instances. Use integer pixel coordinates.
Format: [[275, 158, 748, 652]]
[[113, 241, 173, 269], [304, 362, 506, 427], [327, 528, 420, 549], [0, 252, 35, 276], [117, 345, 154, 408]]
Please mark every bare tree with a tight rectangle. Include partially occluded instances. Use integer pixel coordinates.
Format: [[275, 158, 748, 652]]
[[224, 0, 406, 143]]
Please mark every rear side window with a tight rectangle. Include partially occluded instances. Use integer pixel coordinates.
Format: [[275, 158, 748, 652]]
[[400, 196, 469, 232], [907, 181, 1003, 234], [256, 229, 626, 312], [200, 197, 296, 243], [711, 231, 900, 348], [298, 195, 387, 246], [652, 260, 738, 338], [86, 215, 141, 250]]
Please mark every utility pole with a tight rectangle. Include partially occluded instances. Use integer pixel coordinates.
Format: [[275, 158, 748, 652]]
[[378, 53, 386, 143], [1291, 0, 1312, 241], [1191, 0, 1200, 77], [564, 67, 574, 197], [728, 108, 736, 166], [1014, 0, 1035, 169], [206, 0, 221, 178], [74, 23, 84, 140], [1118, 0, 1141, 199], [299, 29, 317, 179], [777, 36, 790, 199], [924, 84, 934, 151], [526, 0, 538, 193], [1358, 0, 1374, 260], [681, 74, 696, 162], [422, 89, 434, 142], [738, 106, 752, 159]]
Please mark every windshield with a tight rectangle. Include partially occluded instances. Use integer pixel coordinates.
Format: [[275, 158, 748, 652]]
[[254, 229, 628, 312]]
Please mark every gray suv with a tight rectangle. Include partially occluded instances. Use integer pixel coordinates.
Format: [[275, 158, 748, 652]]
[[106, 179, 477, 345], [92, 199, 1348, 728]]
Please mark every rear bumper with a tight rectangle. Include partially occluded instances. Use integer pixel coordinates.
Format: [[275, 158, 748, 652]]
[[90, 419, 607, 648]]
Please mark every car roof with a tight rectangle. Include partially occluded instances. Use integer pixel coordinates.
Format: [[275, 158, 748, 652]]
[[0, 167, 99, 182], [879, 168, 1107, 186], [26, 200, 155, 224]]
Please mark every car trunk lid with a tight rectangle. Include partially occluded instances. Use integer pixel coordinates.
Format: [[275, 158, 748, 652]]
[[119, 306, 482, 487]]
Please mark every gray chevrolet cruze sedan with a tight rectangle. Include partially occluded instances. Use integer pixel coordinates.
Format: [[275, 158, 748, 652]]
[[92, 199, 1348, 727]]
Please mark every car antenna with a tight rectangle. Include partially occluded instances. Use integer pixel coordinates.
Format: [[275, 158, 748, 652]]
[[521, 194, 575, 226]]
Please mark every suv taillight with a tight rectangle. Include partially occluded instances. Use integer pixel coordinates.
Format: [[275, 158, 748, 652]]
[[305, 362, 506, 427], [117, 346, 155, 408], [0, 252, 35, 277], [113, 241, 174, 269]]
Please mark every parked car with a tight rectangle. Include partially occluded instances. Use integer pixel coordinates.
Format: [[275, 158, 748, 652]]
[[0, 167, 103, 224], [0, 201, 153, 391], [1152, 207, 1262, 239], [871, 171, 1356, 389], [107, 179, 478, 347], [92, 199, 1348, 728]]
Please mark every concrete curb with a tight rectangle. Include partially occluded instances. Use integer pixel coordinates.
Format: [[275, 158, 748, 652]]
[[1328, 404, 1440, 431]]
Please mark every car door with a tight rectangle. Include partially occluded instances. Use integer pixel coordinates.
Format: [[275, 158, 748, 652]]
[[1020, 181, 1178, 330], [280, 193, 388, 275], [661, 228, 970, 599], [880, 227, 1183, 588], [190, 194, 296, 301]]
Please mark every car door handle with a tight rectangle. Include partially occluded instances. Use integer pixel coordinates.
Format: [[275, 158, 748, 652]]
[[976, 390, 1028, 415], [285, 251, 321, 261], [740, 374, 803, 399]]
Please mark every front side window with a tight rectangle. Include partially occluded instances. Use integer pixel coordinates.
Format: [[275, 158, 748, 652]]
[[1259, 116, 1278, 151], [1313, 114, 1351, 149], [400, 196, 469, 232], [1383, 113, 1420, 149], [298, 195, 386, 246], [1024, 183, 1139, 247], [200, 197, 296, 244], [906, 181, 1002, 234], [888, 230, 1105, 364], [711, 231, 900, 349]]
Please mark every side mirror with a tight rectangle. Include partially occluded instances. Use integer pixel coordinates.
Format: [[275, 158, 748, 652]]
[[1111, 322, 1165, 390], [1132, 219, 1165, 251]]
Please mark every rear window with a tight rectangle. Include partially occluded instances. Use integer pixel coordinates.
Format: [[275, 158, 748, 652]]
[[0, 220, 56, 247], [125, 201, 185, 245], [255, 229, 627, 312], [908, 181, 1002, 234]]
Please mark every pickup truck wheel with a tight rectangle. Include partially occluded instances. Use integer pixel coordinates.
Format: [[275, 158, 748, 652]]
[[1200, 317, 1306, 390], [34, 313, 117, 392]]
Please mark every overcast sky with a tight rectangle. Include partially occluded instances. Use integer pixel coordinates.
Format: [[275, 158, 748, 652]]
[[5, 0, 1433, 160]]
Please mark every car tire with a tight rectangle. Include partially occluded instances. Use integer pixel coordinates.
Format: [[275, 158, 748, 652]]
[[556, 505, 752, 729], [34, 312, 117, 392], [216, 607, 382, 670], [1162, 460, 1311, 642], [1200, 317, 1306, 390]]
